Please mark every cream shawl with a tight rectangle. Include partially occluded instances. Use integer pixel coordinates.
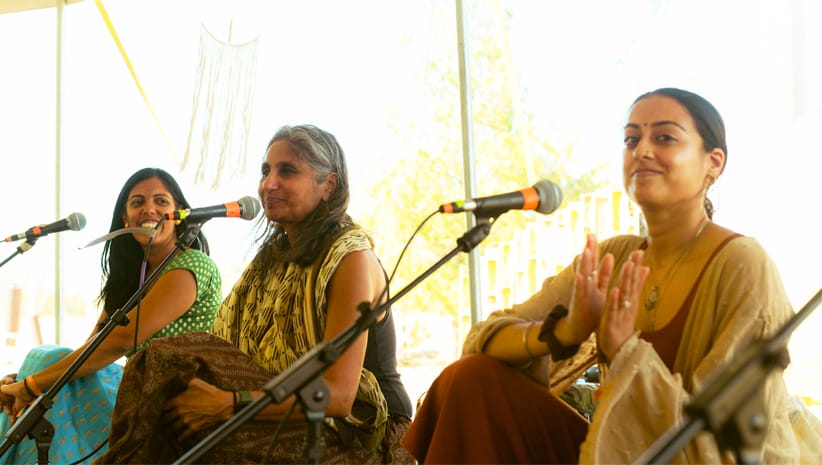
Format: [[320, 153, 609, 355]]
[[463, 234, 822, 464]]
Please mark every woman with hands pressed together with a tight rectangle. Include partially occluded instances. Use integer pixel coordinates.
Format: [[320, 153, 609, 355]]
[[98, 125, 414, 464], [402, 88, 822, 464], [0, 167, 222, 464]]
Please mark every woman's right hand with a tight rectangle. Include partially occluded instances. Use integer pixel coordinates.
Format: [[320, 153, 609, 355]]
[[560, 234, 615, 345], [0, 373, 17, 416], [162, 377, 233, 442], [1, 373, 17, 416], [0, 379, 35, 422]]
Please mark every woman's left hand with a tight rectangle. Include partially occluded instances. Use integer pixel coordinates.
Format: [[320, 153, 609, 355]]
[[161, 377, 233, 441], [598, 250, 648, 362]]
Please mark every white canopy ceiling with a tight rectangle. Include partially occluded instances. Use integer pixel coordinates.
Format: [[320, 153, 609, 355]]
[[0, 0, 85, 15]]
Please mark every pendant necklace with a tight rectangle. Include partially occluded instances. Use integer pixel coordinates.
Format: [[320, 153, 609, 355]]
[[643, 218, 709, 331]]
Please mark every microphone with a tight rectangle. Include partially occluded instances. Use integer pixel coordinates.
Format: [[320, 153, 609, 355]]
[[439, 179, 563, 216], [4, 212, 87, 242], [163, 196, 261, 222]]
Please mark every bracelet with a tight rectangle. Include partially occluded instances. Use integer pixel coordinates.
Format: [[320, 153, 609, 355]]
[[522, 321, 537, 359], [22, 377, 36, 398], [25, 375, 43, 396], [537, 305, 581, 361], [234, 390, 253, 413]]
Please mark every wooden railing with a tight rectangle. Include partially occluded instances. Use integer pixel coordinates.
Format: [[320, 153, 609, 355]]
[[395, 189, 644, 381], [477, 189, 643, 319]]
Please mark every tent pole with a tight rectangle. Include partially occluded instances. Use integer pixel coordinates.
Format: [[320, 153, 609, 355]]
[[455, 0, 482, 326], [54, 0, 65, 344]]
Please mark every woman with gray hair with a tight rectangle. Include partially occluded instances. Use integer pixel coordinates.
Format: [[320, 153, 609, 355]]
[[98, 125, 414, 464]]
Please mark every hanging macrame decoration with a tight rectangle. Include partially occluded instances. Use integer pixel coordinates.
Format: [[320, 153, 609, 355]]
[[181, 23, 259, 189]]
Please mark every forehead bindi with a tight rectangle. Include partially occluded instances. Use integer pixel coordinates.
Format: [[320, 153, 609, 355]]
[[628, 97, 694, 131]]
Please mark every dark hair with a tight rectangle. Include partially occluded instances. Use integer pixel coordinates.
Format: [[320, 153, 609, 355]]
[[255, 124, 354, 268], [97, 167, 209, 313], [633, 87, 726, 218]]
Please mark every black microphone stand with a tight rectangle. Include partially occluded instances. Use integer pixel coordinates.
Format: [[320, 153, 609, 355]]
[[175, 217, 495, 465], [0, 224, 204, 464], [0, 238, 38, 270], [633, 287, 822, 465]]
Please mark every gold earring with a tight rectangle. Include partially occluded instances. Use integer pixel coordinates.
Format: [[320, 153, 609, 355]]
[[124, 220, 129, 228]]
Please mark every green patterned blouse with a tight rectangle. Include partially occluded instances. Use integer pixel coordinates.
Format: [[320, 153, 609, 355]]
[[129, 248, 222, 355]]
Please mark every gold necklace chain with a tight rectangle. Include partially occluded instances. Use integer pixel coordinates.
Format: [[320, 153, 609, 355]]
[[642, 218, 709, 331]]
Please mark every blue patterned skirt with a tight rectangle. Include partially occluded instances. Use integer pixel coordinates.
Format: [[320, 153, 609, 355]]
[[1, 345, 122, 465]]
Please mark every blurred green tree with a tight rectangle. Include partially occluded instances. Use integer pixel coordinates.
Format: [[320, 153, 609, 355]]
[[359, 2, 609, 362]]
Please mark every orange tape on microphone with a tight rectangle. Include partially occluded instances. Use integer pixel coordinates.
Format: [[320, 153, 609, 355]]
[[225, 202, 241, 218], [520, 187, 539, 211]]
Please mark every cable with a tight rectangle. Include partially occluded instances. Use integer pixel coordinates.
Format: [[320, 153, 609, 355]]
[[248, 213, 440, 461], [68, 438, 107, 465], [378, 209, 439, 307], [261, 399, 298, 464], [72, 222, 158, 463], [131, 219, 158, 353]]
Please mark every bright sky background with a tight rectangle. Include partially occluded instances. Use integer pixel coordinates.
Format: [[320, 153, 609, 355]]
[[1, 0, 820, 408]]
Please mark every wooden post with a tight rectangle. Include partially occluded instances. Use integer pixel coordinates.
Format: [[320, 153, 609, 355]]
[[6, 287, 22, 347]]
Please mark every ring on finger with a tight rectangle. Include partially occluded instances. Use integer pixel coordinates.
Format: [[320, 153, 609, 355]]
[[622, 299, 631, 309]]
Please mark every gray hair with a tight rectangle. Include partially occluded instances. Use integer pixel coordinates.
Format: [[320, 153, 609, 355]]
[[256, 124, 354, 267]]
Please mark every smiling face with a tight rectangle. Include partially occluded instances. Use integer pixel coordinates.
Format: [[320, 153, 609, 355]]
[[122, 176, 179, 249], [623, 94, 724, 213], [258, 139, 337, 238]]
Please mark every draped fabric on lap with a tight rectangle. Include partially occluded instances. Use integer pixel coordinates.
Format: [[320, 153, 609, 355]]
[[97, 331, 410, 464]]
